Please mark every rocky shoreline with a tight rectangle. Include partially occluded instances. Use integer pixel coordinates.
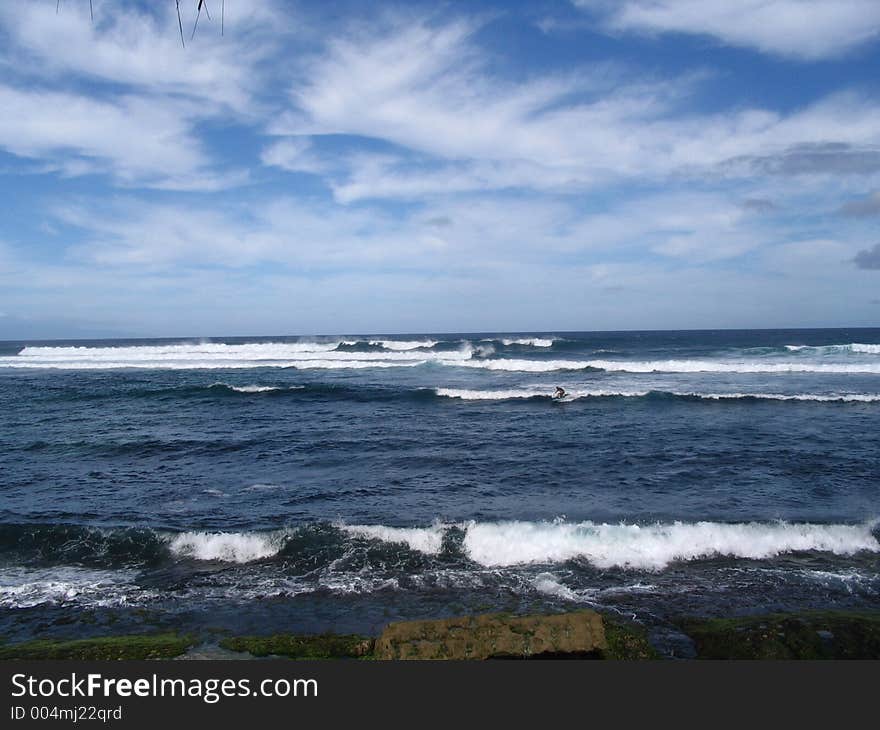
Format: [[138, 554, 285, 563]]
[[2, 610, 879, 660]]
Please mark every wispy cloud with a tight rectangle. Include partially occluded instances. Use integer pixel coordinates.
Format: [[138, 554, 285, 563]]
[[574, 0, 880, 60], [266, 15, 880, 201], [0, 2, 281, 112], [1, 2, 879, 333], [0, 2, 282, 189], [0, 84, 221, 185]]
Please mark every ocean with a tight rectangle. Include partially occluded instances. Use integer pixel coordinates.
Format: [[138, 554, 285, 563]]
[[1, 328, 878, 656]]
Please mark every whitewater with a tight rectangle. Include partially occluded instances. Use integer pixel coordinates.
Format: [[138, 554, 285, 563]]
[[1, 328, 879, 649]]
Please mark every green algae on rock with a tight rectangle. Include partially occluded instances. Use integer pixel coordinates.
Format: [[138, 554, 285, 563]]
[[0, 633, 194, 660], [219, 633, 374, 659], [601, 617, 660, 660], [678, 611, 880, 659]]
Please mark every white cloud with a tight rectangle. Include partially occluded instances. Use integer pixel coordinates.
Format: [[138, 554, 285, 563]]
[[1, 4, 878, 333], [260, 138, 330, 175], [762, 238, 857, 273], [39, 186, 787, 283], [267, 15, 880, 202], [0, 2, 282, 113], [0, 2, 285, 189], [574, 0, 880, 60], [0, 85, 224, 188]]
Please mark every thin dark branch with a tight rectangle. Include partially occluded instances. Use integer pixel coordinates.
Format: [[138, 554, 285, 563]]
[[221, 0, 224, 36], [191, 1, 202, 40], [202, 1, 211, 22], [56, 0, 61, 14], [175, 0, 185, 48], [89, 0, 93, 22]]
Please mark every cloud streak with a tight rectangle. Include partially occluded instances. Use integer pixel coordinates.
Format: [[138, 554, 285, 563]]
[[0, 2, 283, 189], [574, 0, 880, 60], [266, 16, 880, 202], [1, 2, 879, 334]]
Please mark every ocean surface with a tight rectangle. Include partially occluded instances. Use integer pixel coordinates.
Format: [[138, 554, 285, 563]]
[[1, 329, 878, 655]]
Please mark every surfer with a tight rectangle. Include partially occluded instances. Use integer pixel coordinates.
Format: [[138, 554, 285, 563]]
[[553, 386, 567, 399]]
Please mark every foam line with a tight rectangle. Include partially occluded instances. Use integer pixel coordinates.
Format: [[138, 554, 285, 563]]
[[454, 358, 880, 374], [460, 520, 879, 570], [785, 343, 880, 354], [435, 388, 880, 402], [1, 341, 471, 370]]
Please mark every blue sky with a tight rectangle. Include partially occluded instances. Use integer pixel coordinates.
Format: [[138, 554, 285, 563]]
[[1, 0, 879, 338]]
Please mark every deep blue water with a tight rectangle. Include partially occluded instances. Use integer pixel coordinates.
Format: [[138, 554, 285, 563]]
[[1, 329, 878, 655]]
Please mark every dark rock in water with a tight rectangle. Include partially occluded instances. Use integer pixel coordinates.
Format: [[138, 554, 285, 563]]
[[677, 611, 880, 659], [374, 610, 607, 660]]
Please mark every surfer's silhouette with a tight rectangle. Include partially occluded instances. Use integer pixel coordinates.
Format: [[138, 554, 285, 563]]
[[553, 386, 567, 399]]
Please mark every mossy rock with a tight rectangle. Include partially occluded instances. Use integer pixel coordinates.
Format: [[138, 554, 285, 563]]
[[219, 633, 374, 659], [0, 633, 193, 660], [601, 617, 660, 660], [375, 610, 607, 659], [678, 611, 880, 659]]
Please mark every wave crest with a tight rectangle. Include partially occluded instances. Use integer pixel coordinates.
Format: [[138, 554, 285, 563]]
[[435, 388, 880, 403], [786, 343, 880, 355], [461, 520, 880, 570], [167, 531, 287, 562]]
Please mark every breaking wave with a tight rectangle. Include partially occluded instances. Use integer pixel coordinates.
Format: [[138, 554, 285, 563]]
[[2, 520, 875, 572], [455, 358, 880, 374], [167, 531, 286, 562], [492, 337, 556, 347], [434, 388, 880, 403], [338, 523, 447, 555], [210, 382, 289, 393], [785, 343, 880, 355], [459, 520, 879, 570], [358, 339, 439, 351], [5, 336, 880, 373], [0, 341, 473, 370]]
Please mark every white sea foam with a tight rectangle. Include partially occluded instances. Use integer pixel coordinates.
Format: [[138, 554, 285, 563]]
[[173, 520, 877, 570], [436, 387, 650, 400], [688, 392, 880, 402], [785, 343, 880, 355], [211, 382, 284, 393], [46, 520, 876, 572], [530, 573, 657, 602], [366, 339, 439, 350], [1, 357, 429, 371], [454, 357, 880, 374], [455, 358, 592, 372], [0, 567, 147, 609], [436, 388, 559, 400], [338, 523, 446, 555], [531, 573, 585, 601], [582, 359, 880, 374], [460, 520, 879, 570], [500, 338, 555, 347], [0, 341, 469, 370], [167, 531, 286, 563], [435, 388, 880, 402]]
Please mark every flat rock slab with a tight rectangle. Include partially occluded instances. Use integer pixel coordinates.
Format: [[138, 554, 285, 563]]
[[375, 610, 607, 660]]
